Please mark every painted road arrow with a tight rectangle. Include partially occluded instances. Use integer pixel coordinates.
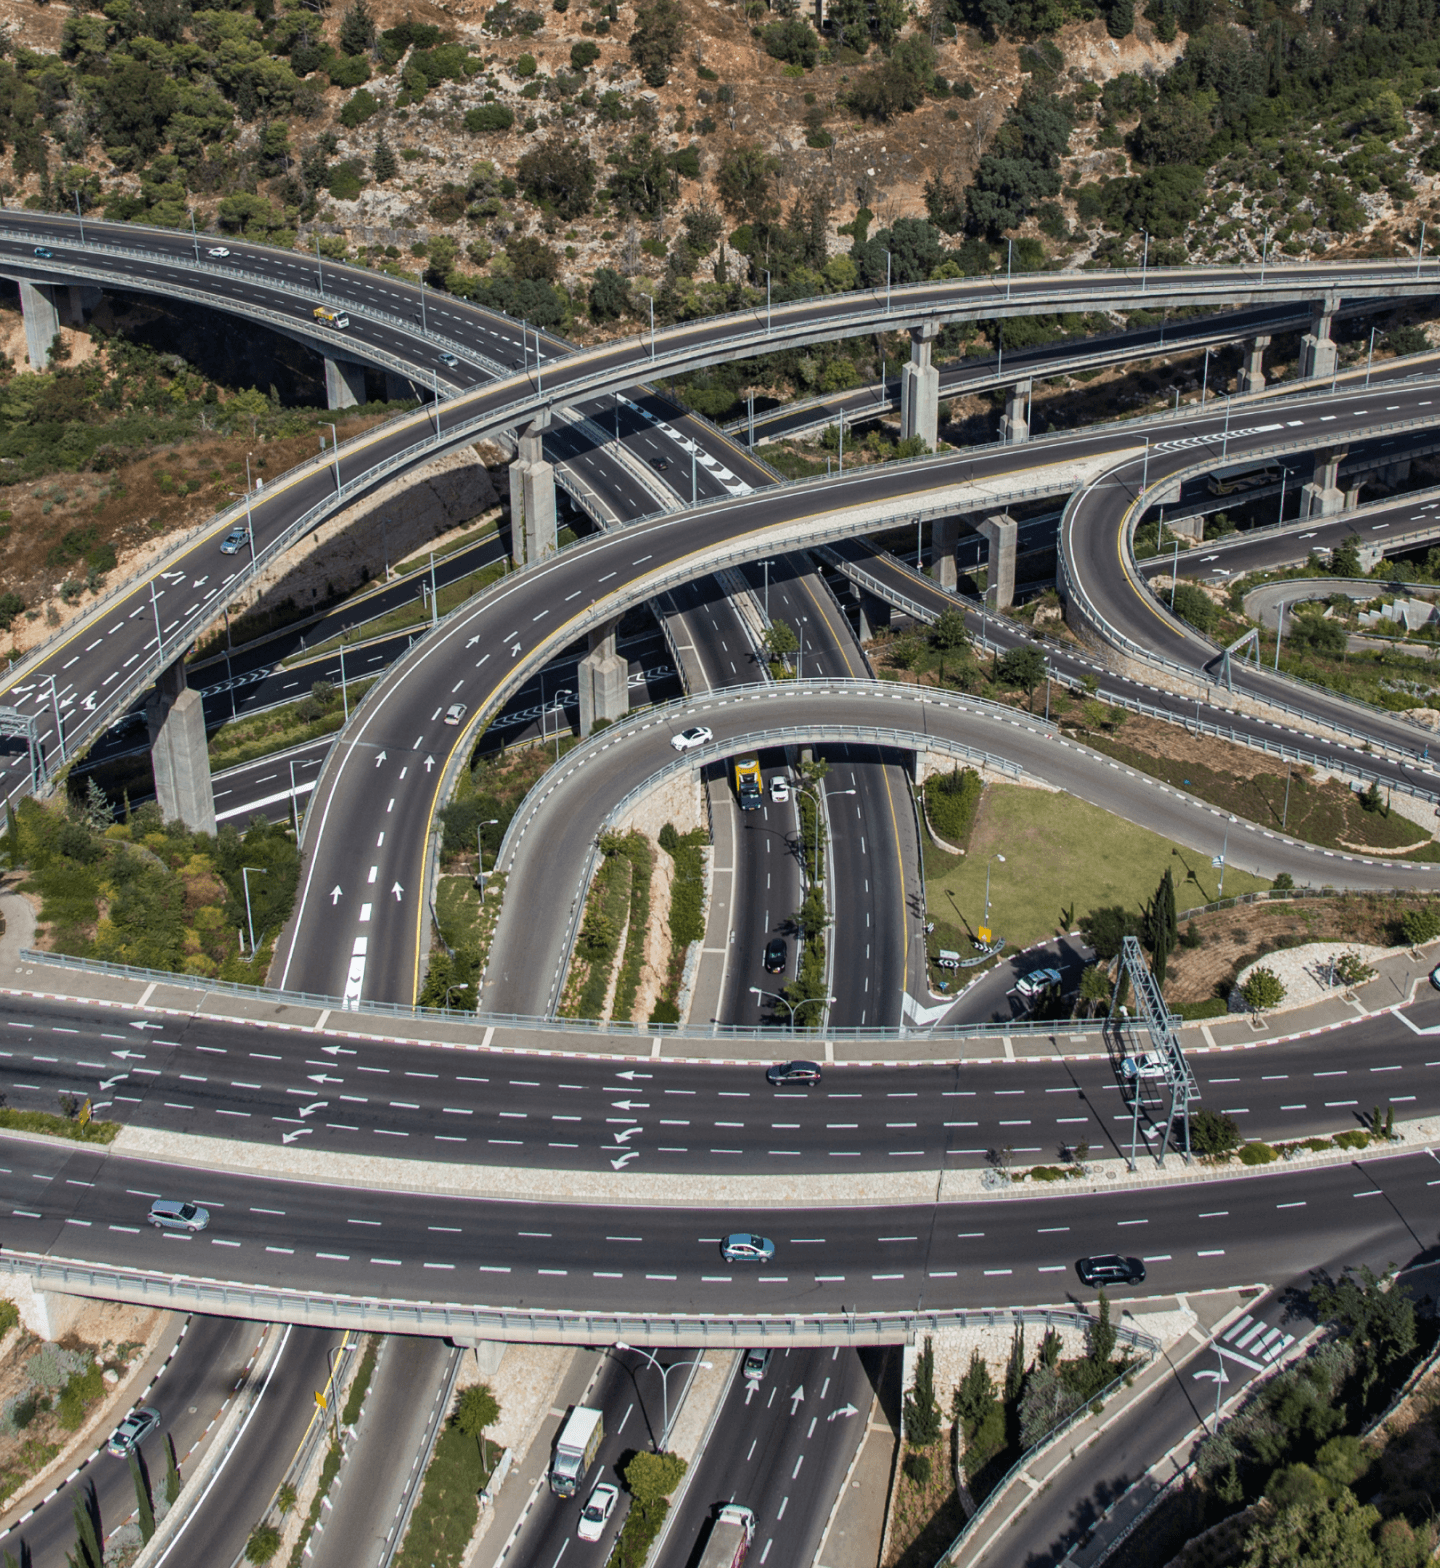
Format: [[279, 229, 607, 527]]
[[392, 882, 404, 901], [828, 1404, 859, 1421], [374, 751, 387, 767], [282, 1128, 313, 1144], [329, 886, 343, 904], [790, 1385, 805, 1413], [614, 1071, 653, 1081], [297, 1102, 328, 1118], [609, 1152, 639, 1170], [424, 755, 435, 772], [609, 1100, 649, 1111]]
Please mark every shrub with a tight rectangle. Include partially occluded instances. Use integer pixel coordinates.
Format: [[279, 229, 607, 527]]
[[1192, 1108, 1241, 1157], [1171, 581, 1219, 633], [1238, 1140, 1278, 1165], [570, 38, 600, 69], [339, 89, 379, 128], [903, 1451, 933, 1485], [924, 767, 982, 847], [0, 592, 23, 631], [465, 104, 515, 132], [1401, 905, 1440, 946], [515, 52, 537, 76], [328, 53, 371, 87]]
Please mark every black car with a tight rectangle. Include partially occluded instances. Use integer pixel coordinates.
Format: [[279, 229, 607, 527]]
[[1076, 1254, 1146, 1287], [763, 937, 787, 974], [766, 1060, 822, 1087]]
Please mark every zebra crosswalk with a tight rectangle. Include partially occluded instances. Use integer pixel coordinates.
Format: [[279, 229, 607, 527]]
[[1213, 1311, 1296, 1371]]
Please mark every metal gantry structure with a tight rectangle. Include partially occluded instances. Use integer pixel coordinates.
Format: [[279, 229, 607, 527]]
[[0, 707, 45, 795], [1111, 934, 1199, 1168]]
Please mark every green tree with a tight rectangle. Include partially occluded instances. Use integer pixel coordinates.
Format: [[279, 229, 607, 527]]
[[1171, 581, 1219, 634], [995, 645, 1046, 709], [1242, 966, 1286, 1013], [1081, 904, 1141, 961], [1239, 1490, 1387, 1568], [1310, 1265, 1417, 1401], [70, 1492, 102, 1568], [1331, 536, 1364, 577], [276, 1482, 298, 1516], [454, 1383, 501, 1462], [628, 0, 684, 86], [763, 618, 799, 661], [1146, 867, 1177, 987], [589, 267, 630, 320], [1400, 905, 1440, 946], [1191, 1107, 1241, 1157], [1105, 0, 1134, 36], [1090, 1288, 1117, 1367], [1078, 963, 1110, 1017], [570, 38, 601, 69], [929, 608, 969, 680], [339, 0, 375, 53], [1004, 1323, 1026, 1402], [623, 1449, 688, 1500], [516, 135, 597, 218], [904, 1337, 942, 1445], [371, 133, 397, 183], [716, 142, 780, 228], [760, 16, 818, 66], [245, 1524, 281, 1564], [130, 1452, 155, 1542], [164, 1437, 181, 1506]]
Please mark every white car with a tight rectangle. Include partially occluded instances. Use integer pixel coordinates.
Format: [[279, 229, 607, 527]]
[[206, 246, 230, 257], [769, 776, 790, 803], [438, 350, 459, 368], [671, 725, 713, 752], [1013, 967, 1062, 1001], [444, 703, 468, 726], [1120, 1053, 1167, 1080], [577, 1481, 618, 1541]]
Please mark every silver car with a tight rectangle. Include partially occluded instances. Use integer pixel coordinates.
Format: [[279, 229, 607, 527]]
[[444, 703, 468, 726], [107, 1406, 160, 1456], [219, 525, 248, 555], [148, 1200, 209, 1232]]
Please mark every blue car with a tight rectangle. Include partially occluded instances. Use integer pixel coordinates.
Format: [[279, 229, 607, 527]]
[[33, 246, 52, 258]]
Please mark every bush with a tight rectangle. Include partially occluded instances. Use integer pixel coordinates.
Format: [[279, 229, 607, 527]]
[[1171, 581, 1219, 634], [924, 767, 982, 848], [569, 38, 600, 68], [1192, 1108, 1241, 1157], [903, 1451, 933, 1485], [1239, 1140, 1278, 1165], [1401, 905, 1440, 946], [760, 17, 817, 67], [339, 89, 379, 127], [465, 104, 515, 132], [515, 52, 537, 76], [328, 53, 371, 87], [0, 591, 23, 631]]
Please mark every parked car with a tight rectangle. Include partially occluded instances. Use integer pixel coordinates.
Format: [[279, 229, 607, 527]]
[[721, 1234, 775, 1263], [107, 1407, 160, 1457], [1430, 963, 1440, 992], [577, 1481, 619, 1542], [763, 937, 788, 975], [671, 725, 713, 753], [743, 1348, 773, 1380], [206, 246, 230, 258], [444, 703, 468, 726], [219, 525, 248, 555], [1076, 1254, 1146, 1287], [148, 1200, 209, 1232], [766, 1060, 821, 1087], [1013, 967, 1063, 1001], [770, 776, 790, 804]]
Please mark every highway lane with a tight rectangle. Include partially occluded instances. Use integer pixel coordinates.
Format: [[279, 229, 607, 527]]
[[0, 1314, 265, 1568], [656, 1344, 880, 1568], [9, 985, 1440, 1174], [5, 1139, 1440, 1321]]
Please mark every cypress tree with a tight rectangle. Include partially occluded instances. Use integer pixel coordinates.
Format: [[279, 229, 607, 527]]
[[372, 134, 397, 184], [164, 1436, 182, 1505], [130, 1451, 155, 1541]]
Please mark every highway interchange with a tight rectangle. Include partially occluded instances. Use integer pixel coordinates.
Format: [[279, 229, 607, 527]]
[[9, 220, 1440, 1566]]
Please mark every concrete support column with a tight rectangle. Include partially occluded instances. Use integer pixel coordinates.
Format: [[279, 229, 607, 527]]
[[147, 658, 216, 835], [21, 1289, 89, 1341], [980, 513, 1018, 610], [1381, 458, 1412, 487], [1299, 294, 1339, 381], [1299, 445, 1348, 520], [929, 516, 961, 592], [853, 587, 889, 642], [1167, 514, 1205, 544], [508, 414, 556, 568], [323, 355, 367, 410], [899, 322, 940, 448], [385, 370, 414, 403], [1344, 480, 1365, 510], [999, 380, 1031, 445], [18, 279, 59, 371], [1238, 334, 1271, 395], [577, 617, 627, 737]]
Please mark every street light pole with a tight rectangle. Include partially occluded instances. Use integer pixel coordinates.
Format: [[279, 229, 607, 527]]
[[983, 851, 1006, 930], [241, 865, 266, 956], [613, 1345, 713, 1448], [475, 818, 499, 897], [1274, 602, 1285, 670]]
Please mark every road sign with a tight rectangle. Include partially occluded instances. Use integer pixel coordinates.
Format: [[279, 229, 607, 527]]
[[314, 1391, 328, 1412], [78, 1098, 91, 1127], [977, 926, 993, 946]]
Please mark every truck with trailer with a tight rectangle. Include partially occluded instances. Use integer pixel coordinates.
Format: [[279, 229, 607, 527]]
[[549, 1406, 604, 1498], [697, 1504, 756, 1568], [734, 758, 763, 809], [313, 305, 350, 329]]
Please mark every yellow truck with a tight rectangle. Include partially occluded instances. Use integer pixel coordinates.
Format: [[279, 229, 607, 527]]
[[313, 306, 350, 329], [734, 757, 763, 810]]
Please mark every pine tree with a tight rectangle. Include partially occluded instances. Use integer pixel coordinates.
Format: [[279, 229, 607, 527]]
[[164, 1436, 181, 1506], [71, 1492, 101, 1568], [1147, 867, 1177, 988], [339, 0, 375, 55], [371, 134, 397, 184], [903, 1336, 942, 1446], [1090, 1289, 1117, 1369], [1004, 1324, 1026, 1403]]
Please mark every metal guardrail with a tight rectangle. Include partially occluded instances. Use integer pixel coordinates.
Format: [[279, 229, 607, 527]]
[[17, 945, 1110, 1041], [0, 1251, 1163, 1347]]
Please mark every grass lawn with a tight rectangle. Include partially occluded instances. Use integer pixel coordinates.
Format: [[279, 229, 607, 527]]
[[208, 681, 376, 771], [393, 1423, 498, 1568], [924, 783, 1272, 960]]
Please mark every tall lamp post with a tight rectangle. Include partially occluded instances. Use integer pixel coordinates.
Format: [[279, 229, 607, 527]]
[[241, 865, 267, 956], [750, 985, 836, 1033], [475, 817, 499, 896], [614, 1345, 713, 1447], [982, 851, 1006, 933]]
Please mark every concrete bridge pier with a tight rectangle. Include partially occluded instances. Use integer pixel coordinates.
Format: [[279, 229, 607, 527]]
[[1299, 445, 1348, 519], [1299, 294, 1340, 381], [900, 323, 940, 448], [1238, 335, 1271, 394], [324, 354, 369, 410], [17, 279, 59, 371], [999, 381, 1031, 444], [1167, 514, 1205, 544], [386, 370, 415, 403], [929, 516, 962, 592], [578, 618, 627, 736], [508, 413, 556, 567], [1345, 479, 1365, 510], [980, 513, 1018, 610], [147, 658, 216, 835]]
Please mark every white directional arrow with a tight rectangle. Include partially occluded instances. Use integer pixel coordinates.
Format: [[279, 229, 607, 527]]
[[321, 1045, 344, 1056], [111, 1049, 145, 1060], [613, 1071, 653, 1081], [128, 1022, 163, 1031], [609, 1151, 639, 1169], [466, 636, 481, 648], [392, 882, 404, 902], [610, 1127, 642, 1144], [744, 1382, 758, 1404], [789, 1385, 805, 1414], [609, 1100, 650, 1111], [511, 643, 521, 657], [330, 886, 343, 905], [159, 570, 184, 582], [98, 1075, 128, 1091], [297, 1102, 328, 1118], [306, 1073, 342, 1085], [282, 1128, 313, 1144], [373, 751, 387, 767], [828, 1404, 859, 1421], [423, 755, 436, 772]]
